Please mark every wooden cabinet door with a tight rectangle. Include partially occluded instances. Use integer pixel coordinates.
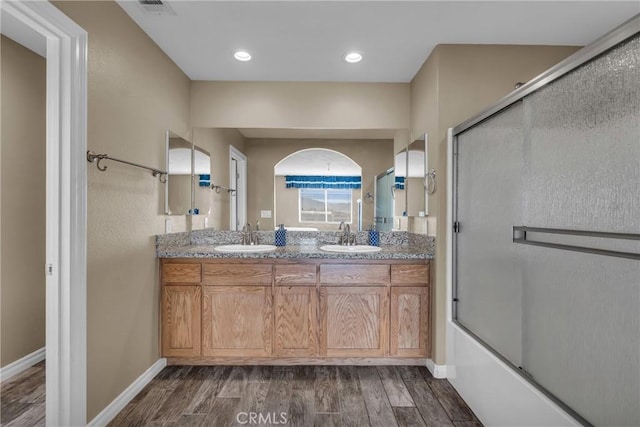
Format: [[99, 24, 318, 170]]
[[274, 286, 317, 356], [390, 286, 430, 357], [319, 286, 389, 357], [162, 285, 201, 357], [202, 286, 272, 357]]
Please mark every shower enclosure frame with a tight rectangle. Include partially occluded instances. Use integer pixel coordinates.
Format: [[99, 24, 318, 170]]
[[448, 14, 640, 427]]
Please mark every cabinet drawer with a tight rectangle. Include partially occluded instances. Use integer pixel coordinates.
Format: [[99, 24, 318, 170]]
[[275, 265, 317, 285], [203, 264, 272, 285], [320, 264, 390, 285], [162, 263, 201, 284], [391, 264, 429, 285]]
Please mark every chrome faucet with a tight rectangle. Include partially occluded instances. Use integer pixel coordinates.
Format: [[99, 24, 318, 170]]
[[338, 221, 354, 245], [241, 223, 251, 245], [242, 221, 260, 245], [253, 220, 260, 244]]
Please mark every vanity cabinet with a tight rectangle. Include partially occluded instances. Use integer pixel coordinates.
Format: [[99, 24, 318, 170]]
[[274, 286, 317, 356], [318, 263, 390, 356], [202, 285, 272, 357], [160, 258, 430, 364], [390, 287, 429, 357], [390, 265, 431, 357], [200, 264, 272, 357], [273, 264, 318, 356], [319, 286, 389, 357], [161, 263, 202, 357]]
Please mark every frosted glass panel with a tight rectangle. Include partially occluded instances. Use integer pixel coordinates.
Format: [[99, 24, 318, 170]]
[[375, 171, 394, 231], [455, 35, 640, 426], [521, 36, 640, 426], [456, 102, 524, 365]]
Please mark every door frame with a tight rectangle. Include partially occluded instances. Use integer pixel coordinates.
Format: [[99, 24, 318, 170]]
[[229, 145, 247, 230], [1, 2, 88, 425]]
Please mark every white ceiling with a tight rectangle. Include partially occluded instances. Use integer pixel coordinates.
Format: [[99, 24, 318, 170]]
[[117, 1, 638, 83]]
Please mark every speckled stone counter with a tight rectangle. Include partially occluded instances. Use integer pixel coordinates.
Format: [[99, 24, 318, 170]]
[[157, 230, 434, 260]]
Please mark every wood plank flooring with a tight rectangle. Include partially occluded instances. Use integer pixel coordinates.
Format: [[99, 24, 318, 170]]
[[0, 361, 45, 427], [0, 363, 482, 426], [109, 365, 482, 427]]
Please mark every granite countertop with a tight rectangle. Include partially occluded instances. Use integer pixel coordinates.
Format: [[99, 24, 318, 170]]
[[157, 243, 432, 260], [156, 229, 435, 260]]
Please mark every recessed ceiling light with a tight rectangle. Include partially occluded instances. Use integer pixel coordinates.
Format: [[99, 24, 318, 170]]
[[344, 52, 362, 63], [234, 50, 252, 62]]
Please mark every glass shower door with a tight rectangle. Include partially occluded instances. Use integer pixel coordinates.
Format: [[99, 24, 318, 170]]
[[455, 101, 525, 367], [375, 169, 395, 232], [454, 35, 640, 426]]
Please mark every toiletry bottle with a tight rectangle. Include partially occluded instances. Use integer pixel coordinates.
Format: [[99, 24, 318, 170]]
[[275, 224, 287, 246], [368, 224, 379, 246]]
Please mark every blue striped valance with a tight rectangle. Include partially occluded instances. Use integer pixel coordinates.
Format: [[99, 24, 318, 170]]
[[395, 176, 405, 190], [199, 174, 211, 187], [285, 175, 361, 189]]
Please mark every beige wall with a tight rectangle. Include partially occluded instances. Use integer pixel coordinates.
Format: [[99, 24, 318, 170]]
[[410, 44, 581, 365], [53, 1, 191, 420], [0, 36, 46, 368], [244, 139, 393, 231], [192, 128, 246, 231], [191, 81, 410, 131]]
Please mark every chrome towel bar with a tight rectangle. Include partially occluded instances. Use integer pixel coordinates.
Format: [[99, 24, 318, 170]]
[[87, 150, 167, 183], [512, 226, 640, 260]]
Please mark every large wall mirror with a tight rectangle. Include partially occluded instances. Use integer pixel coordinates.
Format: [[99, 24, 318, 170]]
[[190, 127, 398, 231]]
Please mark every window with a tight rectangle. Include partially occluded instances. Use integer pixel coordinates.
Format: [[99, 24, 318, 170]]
[[299, 188, 352, 224]]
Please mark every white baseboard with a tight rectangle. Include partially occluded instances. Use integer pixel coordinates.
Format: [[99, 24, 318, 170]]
[[0, 347, 46, 383], [88, 358, 167, 427], [426, 358, 447, 378]]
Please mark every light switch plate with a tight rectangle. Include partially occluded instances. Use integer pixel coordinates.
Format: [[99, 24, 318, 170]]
[[165, 218, 172, 233], [260, 210, 272, 218]]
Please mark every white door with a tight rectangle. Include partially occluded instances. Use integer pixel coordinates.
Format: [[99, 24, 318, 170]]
[[229, 146, 247, 230], [0, 2, 88, 426]]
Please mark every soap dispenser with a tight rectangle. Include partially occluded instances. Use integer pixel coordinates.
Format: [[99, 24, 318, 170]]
[[368, 224, 379, 246], [275, 224, 287, 246]]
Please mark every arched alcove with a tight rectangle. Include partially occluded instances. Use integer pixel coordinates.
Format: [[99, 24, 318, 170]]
[[274, 148, 363, 231]]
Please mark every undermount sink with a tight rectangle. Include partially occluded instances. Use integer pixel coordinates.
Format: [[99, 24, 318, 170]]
[[319, 244, 382, 253], [214, 244, 277, 253]]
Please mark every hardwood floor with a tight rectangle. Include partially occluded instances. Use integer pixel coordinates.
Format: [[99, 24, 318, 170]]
[[0, 361, 45, 427], [0, 363, 482, 426], [109, 365, 482, 427]]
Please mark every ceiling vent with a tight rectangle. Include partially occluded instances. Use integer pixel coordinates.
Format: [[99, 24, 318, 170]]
[[137, 0, 175, 15]]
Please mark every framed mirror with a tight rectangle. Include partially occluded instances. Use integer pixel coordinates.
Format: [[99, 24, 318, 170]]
[[165, 131, 192, 215]]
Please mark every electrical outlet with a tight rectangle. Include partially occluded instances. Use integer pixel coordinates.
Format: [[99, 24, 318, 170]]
[[260, 210, 272, 218], [165, 218, 172, 233]]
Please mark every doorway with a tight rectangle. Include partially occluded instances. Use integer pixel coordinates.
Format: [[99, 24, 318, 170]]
[[0, 2, 87, 425], [229, 145, 247, 230]]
